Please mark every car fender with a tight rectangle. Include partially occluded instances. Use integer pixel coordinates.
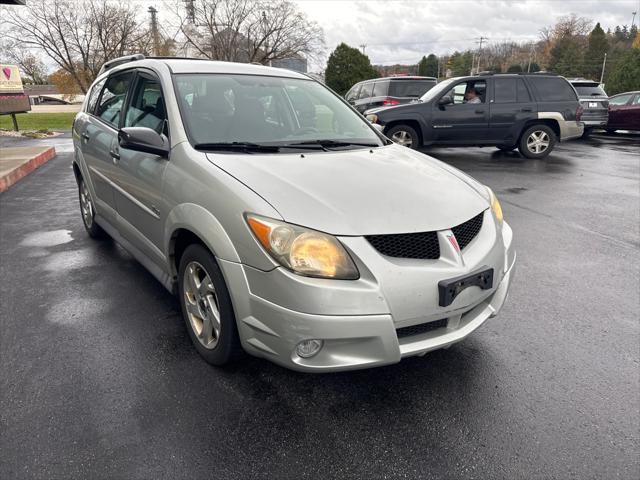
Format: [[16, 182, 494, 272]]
[[164, 203, 241, 265]]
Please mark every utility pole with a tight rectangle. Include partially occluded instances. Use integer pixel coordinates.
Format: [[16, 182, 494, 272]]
[[359, 44, 367, 55], [632, 11, 637, 28], [148, 6, 160, 56], [527, 43, 537, 73], [599, 52, 607, 85], [473, 36, 488, 74], [183, 0, 195, 24]]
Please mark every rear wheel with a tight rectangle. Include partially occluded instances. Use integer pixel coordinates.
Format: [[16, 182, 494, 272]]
[[178, 244, 243, 366], [387, 124, 419, 149], [78, 177, 106, 238], [518, 125, 556, 159]]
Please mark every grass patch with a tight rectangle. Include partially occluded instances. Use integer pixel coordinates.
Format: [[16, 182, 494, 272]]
[[0, 112, 76, 131]]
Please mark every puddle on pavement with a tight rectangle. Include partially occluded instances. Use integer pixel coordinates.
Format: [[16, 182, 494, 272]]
[[43, 248, 100, 272], [20, 229, 73, 248]]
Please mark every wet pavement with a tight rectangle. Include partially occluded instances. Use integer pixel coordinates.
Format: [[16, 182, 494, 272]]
[[1, 132, 638, 479]]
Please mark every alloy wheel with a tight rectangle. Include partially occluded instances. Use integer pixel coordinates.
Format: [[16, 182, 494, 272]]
[[391, 130, 413, 147], [80, 181, 94, 228], [183, 261, 221, 349], [526, 130, 550, 154]]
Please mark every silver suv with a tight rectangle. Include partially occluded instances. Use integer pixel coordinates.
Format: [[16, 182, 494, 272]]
[[72, 55, 516, 372]]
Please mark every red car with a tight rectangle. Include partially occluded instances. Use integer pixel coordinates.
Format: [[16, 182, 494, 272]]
[[606, 91, 640, 133]]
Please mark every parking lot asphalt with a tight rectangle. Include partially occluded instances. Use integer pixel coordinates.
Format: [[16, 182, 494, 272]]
[[1, 132, 638, 479]]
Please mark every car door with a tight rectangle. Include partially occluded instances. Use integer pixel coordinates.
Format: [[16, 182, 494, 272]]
[[431, 79, 489, 143], [489, 77, 537, 143], [606, 93, 634, 129], [112, 69, 169, 259], [81, 71, 134, 218]]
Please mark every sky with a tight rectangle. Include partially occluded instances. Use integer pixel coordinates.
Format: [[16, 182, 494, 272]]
[[292, 0, 639, 69]]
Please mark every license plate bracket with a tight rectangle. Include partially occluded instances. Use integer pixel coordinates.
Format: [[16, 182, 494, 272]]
[[438, 267, 494, 307]]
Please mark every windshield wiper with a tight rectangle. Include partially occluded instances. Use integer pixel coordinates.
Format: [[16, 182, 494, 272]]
[[193, 142, 280, 153], [283, 139, 380, 150]]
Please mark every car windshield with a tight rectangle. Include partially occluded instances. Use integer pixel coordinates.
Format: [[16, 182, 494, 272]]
[[573, 83, 607, 97], [419, 78, 456, 102], [174, 73, 384, 150], [388, 80, 436, 97]]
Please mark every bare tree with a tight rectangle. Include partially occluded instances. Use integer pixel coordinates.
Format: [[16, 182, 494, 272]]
[[168, 0, 324, 64], [2, 0, 146, 93], [0, 40, 48, 84]]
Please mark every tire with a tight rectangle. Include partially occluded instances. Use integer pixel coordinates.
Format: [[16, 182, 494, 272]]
[[518, 124, 557, 159], [387, 124, 420, 149], [581, 127, 592, 138], [497, 145, 516, 151], [78, 177, 106, 238], [178, 244, 243, 366]]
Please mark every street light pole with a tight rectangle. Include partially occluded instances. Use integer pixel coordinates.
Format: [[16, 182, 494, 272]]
[[599, 52, 607, 85]]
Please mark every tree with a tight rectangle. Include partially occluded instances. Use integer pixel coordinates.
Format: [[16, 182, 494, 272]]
[[2, 0, 147, 93], [171, 0, 324, 65], [417, 54, 438, 77], [0, 41, 48, 84], [584, 23, 608, 80], [507, 64, 523, 73], [605, 44, 640, 95], [548, 36, 584, 76], [324, 43, 378, 95], [417, 56, 428, 76], [449, 51, 472, 76]]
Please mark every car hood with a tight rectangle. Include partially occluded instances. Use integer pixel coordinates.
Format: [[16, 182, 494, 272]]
[[207, 144, 489, 236]]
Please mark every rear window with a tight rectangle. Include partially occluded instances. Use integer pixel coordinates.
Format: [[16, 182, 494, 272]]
[[388, 80, 436, 98], [572, 83, 607, 97], [529, 77, 578, 102]]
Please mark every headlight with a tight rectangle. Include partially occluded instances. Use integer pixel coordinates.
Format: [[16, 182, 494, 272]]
[[365, 113, 378, 123], [246, 214, 359, 279], [487, 188, 503, 225]]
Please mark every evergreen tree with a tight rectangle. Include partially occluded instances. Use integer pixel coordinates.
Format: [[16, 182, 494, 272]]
[[605, 45, 640, 95], [507, 64, 523, 73], [417, 56, 429, 76], [325, 43, 379, 96], [584, 22, 609, 80], [549, 36, 584, 76], [424, 54, 438, 77]]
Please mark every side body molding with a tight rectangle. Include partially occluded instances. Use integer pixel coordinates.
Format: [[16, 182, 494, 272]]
[[165, 203, 241, 271]]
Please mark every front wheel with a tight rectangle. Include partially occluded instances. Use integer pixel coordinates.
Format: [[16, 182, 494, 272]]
[[518, 125, 556, 159], [387, 124, 420, 149], [178, 244, 243, 366]]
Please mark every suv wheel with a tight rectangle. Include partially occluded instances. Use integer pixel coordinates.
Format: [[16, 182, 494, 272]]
[[387, 124, 419, 149], [78, 177, 106, 238], [519, 125, 556, 159], [178, 244, 243, 366]]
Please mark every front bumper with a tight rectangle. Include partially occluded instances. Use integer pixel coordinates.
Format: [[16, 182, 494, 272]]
[[221, 215, 516, 372]]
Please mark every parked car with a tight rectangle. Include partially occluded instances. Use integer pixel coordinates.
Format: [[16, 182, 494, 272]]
[[345, 76, 437, 113], [72, 55, 515, 372], [567, 78, 609, 137], [365, 73, 583, 159], [606, 91, 640, 133]]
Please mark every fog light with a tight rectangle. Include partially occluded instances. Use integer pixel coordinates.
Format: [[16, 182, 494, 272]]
[[296, 339, 323, 358]]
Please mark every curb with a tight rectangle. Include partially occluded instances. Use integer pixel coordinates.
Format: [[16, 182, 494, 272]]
[[0, 146, 57, 193]]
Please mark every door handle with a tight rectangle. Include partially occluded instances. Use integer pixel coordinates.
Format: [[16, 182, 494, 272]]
[[110, 150, 120, 162], [81, 132, 90, 141]]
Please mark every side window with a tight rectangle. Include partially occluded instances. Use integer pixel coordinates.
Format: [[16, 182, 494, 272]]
[[609, 94, 632, 106], [358, 82, 374, 100], [494, 78, 517, 103], [372, 81, 388, 97], [443, 80, 486, 104], [345, 84, 361, 102], [633, 95, 640, 105], [96, 72, 134, 127], [124, 74, 167, 134], [530, 77, 577, 102], [517, 79, 531, 102], [86, 78, 106, 114]]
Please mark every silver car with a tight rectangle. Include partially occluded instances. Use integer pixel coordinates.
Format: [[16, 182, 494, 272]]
[[72, 55, 516, 372]]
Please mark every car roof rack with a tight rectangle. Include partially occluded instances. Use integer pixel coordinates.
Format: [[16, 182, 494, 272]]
[[99, 54, 145, 75]]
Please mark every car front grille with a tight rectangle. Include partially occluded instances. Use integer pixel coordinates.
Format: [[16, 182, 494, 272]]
[[365, 211, 484, 259], [396, 318, 448, 339], [451, 212, 484, 250]]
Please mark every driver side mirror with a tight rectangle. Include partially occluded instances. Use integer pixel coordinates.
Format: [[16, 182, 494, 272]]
[[118, 127, 169, 157], [438, 96, 453, 108]]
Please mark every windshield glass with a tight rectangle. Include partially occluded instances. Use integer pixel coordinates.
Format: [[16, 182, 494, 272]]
[[573, 83, 607, 96], [388, 80, 436, 97], [419, 78, 455, 102], [174, 74, 384, 148]]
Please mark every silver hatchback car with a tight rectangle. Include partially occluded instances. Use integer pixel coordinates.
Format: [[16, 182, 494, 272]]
[[72, 55, 516, 372]]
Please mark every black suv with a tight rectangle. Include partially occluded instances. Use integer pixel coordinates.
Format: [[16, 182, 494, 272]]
[[365, 73, 583, 158], [567, 78, 609, 137], [345, 76, 437, 113]]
